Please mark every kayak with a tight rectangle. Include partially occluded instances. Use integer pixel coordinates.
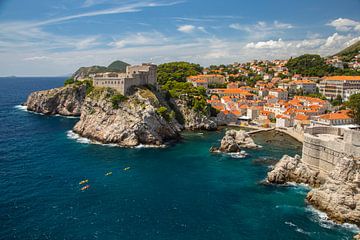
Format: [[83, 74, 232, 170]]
[[123, 167, 130, 171], [79, 179, 89, 185], [81, 185, 90, 191], [105, 172, 112, 176]]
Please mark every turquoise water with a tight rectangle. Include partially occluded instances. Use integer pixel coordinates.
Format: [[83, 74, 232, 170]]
[[0, 77, 358, 239]]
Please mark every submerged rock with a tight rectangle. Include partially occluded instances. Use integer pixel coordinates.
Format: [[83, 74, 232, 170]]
[[210, 129, 259, 153], [73, 87, 182, 147], [267, 155, 321, 187], [25, 84, 86, 116], [306, 157, 360, 226]]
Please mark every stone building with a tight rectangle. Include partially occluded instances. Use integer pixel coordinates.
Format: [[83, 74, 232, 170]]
[[302, 126, 360, 179], [92, 63, 157, 95]]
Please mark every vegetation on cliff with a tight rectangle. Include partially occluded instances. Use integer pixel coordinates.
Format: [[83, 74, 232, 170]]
[[157, 61, 202, 85], [286, 54, 329, 77], [334, 40, 360, 62], [286, 54, 360, 77]]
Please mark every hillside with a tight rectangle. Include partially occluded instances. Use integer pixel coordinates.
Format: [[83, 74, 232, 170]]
[[107, 60, 130, 72], [334, 40, 360, 61], [72, 60, 129, 80]]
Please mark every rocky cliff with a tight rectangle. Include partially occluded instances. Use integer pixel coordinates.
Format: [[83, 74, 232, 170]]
[[172, 99, 217, 130], [210, 129, 259, 153], [73, 87, 182, 147], [25, 83, 86, 116], [267, 155, 321, 186], [307, 157, 360, 226], [268, 154, 360, 235]]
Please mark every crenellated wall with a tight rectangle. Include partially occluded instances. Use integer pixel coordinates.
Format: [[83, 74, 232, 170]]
[[302, 126, 360, 179]]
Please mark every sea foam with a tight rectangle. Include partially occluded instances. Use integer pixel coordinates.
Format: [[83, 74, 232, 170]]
[[306, 206, 360, 233]]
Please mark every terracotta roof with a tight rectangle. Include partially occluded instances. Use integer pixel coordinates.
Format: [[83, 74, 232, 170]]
[[323, 76, 360, 81], [295, 114, 309, 120], [319, 110, 352, 120]]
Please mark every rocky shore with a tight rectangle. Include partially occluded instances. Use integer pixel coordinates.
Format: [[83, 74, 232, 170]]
[[25, 83, 86, 116], [73, 87, 182, 147], [210, 129, 259, 153], [267, 155, 321, 187], [24, 83, 217, 147], [268, 155, 360, 236]]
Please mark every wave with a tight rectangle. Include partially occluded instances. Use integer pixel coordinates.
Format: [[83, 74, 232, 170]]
[[14, 105, 28, 111], [14, 105, 80, 119], [66, 130, 92, 144], [306, 206, 360, 233], [66, 131, 166, 148], [285, 221, 311, 236], [54, 114, 80, 119], [228, 152, 247, 159]]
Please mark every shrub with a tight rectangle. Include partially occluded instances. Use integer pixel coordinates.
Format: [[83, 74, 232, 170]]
[[64, 78, 75, 85], [111, 94, 127, 109], [156, 106, 173, 122]]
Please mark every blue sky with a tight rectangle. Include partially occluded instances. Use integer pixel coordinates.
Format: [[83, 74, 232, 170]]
[[0, 0, 359, 76]]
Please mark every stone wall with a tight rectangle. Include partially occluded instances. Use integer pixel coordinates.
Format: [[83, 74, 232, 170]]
[[302, 126, 360, 179]]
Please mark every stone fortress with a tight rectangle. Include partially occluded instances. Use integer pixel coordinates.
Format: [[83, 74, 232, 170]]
[[302, 126, 360, 179], [92, 63, 157, 95]]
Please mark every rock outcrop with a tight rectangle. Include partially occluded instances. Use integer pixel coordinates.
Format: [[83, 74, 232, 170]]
[[267, 155, 321, 186], [211, 129, 259, 153], [25, 84, 86, 116], [307, 157, 360, 226], [173, 99, 217, 130], [73, 87, 182, 147]]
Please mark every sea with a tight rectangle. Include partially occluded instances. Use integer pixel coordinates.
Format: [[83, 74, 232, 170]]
[[0, 77, 358, 240]]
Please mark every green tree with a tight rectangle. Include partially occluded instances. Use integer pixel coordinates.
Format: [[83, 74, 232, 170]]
[[331, 95, 343, 106], [346, 93, 360, 124], [157, 62, 203, 85], [286, 54, 329, 77]]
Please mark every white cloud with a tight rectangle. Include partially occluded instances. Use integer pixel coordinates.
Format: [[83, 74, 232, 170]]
[[177, 24, 207, 33], [273, 20, 293, 29], [328, 18, 360, 32], [177, 25, 196, 33], [324, 33, 347, 48], [245, 38, 289, 49], [76, 36, 101, 50], [23, 56, 50, 61], [109, 32, 168, 48], [229, 20, 293, 32]]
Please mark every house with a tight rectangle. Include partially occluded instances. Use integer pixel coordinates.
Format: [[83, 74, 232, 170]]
[[187, 74, 225, 88], [312, 110, 354, 126], [276, 115, 292, 128], [269, 88, 288, 100], [288, 80, 317, 94], [247, 107, 260, 120]]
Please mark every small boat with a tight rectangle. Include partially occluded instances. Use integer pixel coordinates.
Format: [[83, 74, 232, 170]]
[[105, 172, 112, 176], [79, 179, 89, 185], [123, 167, 130, 171], [81, 185, 90, 191]]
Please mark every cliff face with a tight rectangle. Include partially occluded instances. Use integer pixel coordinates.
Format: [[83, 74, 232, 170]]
[[173, 99, 217, 130], [25, 84, 86, 116], [267, 155, 321, 187], [307, 157, 360, 226], [73, 87, 182, 147], [268, 154, 360, 231]]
